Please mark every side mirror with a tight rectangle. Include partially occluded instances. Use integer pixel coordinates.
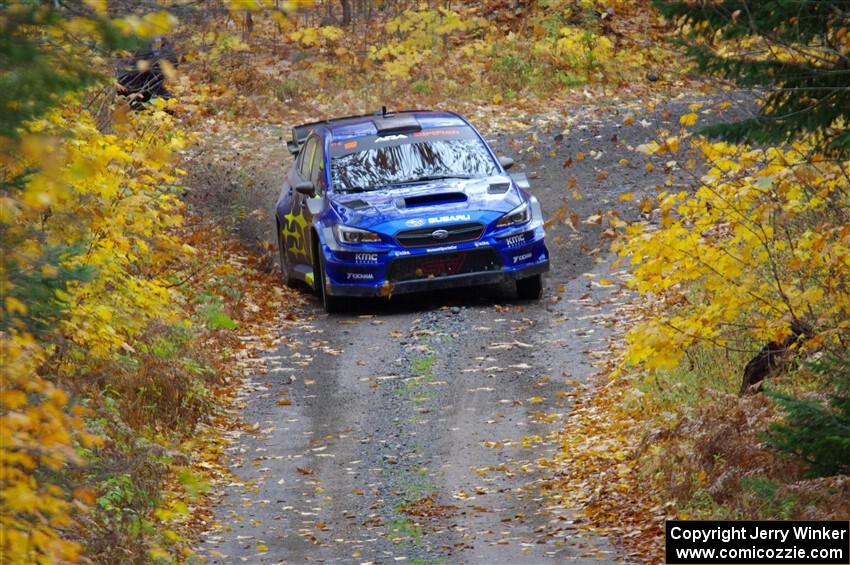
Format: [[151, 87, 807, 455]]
[[499, 156, 515, 170], [294, 180, 315, 196]]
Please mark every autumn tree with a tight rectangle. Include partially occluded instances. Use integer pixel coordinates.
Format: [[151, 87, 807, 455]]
[[654, 0, 850, 155], [620, 1, 850, 478], [1, 3, 189, 561]]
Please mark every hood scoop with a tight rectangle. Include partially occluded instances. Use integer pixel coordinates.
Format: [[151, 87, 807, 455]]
[[488, 181, 511, 194], [339, 199, 371, 211], [398, 192, 467, 209]]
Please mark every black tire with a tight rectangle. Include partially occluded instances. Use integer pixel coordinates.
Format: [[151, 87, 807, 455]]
[[516, 274, 543, 300], [316, 253, 344, 314], [277, 227, 295, 287]]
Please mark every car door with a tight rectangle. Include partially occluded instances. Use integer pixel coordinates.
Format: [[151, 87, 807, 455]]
[[298, 138, 328, 263], [299, 136, 329, 269], [282, 135, 317, 271]]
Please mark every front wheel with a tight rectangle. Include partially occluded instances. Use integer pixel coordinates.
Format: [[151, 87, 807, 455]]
[[516, 274, 543, 300], [316, 253, 344, 314]]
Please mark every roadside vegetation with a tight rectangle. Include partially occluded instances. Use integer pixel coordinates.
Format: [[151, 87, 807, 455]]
[[169, 0, 690, 128], [2, 0, 847, 563], [547, 1, 850, 560], [0, 3, 300, 562]]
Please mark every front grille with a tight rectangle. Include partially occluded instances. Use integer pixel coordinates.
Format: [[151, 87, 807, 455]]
[[396, 222, 484, 248], [388, 249, 502, 282]]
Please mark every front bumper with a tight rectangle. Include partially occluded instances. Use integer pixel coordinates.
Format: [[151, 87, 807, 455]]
[[332, 259, 549, 297], [322, 225, 550, 298]]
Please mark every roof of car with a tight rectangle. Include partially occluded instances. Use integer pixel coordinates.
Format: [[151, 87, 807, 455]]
[[325, 111, 468, 140], [286, 110, 470, 155]]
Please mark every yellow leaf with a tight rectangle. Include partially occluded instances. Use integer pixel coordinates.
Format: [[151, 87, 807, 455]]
[[0, 390, 28, 410], [679, 113, 698, 126], [83, 0, 106, 15], [663, 136, 680, 153], [5, 296, 27, 316]]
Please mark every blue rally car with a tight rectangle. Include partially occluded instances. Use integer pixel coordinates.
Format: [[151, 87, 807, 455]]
[[275, 109, 549, 312]]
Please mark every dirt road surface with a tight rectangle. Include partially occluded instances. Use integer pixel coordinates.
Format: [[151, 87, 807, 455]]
[[189, 93, 754, 564]]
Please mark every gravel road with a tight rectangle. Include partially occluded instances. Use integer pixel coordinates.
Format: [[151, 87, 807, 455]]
[[190, 92, 755, 564]]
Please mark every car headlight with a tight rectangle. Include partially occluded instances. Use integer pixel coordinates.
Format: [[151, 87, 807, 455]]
[[333, 224, 382, 244], [495, 201, 531, 228]]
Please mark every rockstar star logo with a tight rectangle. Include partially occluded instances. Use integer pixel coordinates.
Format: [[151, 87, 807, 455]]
[[282, 210, 310, 260]]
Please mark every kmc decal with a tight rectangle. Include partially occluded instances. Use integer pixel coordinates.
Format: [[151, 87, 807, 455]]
[[506, 234, 526, 247], [355, 253, 379, 264]]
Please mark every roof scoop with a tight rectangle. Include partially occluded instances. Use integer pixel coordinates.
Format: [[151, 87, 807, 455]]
[[372, 114, 422, 135], [397, 192, 467, 209]]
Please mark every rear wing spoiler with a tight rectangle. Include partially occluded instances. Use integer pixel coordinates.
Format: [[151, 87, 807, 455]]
[[287, 122, 316, 155], [287, 113, 376, 156], [287, 109, 428, 155]]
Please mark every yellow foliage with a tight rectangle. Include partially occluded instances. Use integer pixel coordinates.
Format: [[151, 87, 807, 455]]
[[620, 139, 850, 370], [555, 26, 613, 69], [113, 10, 178, 39], [1, 98, 189, 562], [365, 7, 469, 82], [290, 25, 345, 48]]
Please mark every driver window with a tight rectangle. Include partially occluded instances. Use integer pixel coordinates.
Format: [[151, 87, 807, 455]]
[[311, 141, 326, 194], [299, 137, 317, 179]]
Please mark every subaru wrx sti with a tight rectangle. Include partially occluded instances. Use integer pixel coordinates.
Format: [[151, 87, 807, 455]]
[[276, 110, 549, 312]]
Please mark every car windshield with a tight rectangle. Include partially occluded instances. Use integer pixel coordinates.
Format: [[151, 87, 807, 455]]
[[329, 127, 498, 193]]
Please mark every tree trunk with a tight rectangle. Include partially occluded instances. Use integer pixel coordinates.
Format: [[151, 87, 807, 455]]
[[244, 10, 253, 39], [340, 0, 352, 26], [740, 321, 811, 394]]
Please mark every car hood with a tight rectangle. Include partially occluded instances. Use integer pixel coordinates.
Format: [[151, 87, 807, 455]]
[[329, 176, 524, 232]]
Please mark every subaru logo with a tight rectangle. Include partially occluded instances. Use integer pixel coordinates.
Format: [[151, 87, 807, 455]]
[[406, 218, 426, 227], [431, 229, 449, 240]]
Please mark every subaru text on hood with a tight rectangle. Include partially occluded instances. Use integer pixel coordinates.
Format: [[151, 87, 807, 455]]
[[275, 109, 550, 312]]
